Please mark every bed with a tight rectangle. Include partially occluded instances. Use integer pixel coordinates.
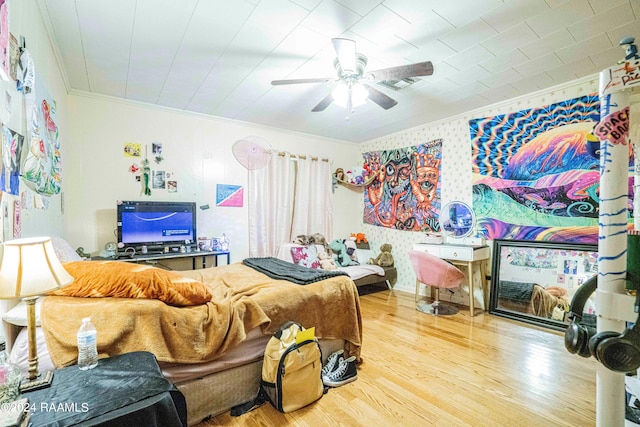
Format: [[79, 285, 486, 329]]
[[4, 243, 363, 426], [276, 243, 398, 290]]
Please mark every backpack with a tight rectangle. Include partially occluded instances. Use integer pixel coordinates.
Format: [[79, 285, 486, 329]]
[[231, 321, 325, 415]]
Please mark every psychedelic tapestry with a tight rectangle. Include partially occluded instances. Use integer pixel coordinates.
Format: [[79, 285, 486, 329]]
[[363, 139, 442, 231], [469, 94, 618, 244]]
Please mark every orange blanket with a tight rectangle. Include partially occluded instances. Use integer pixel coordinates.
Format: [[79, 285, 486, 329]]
[[41, 263, 362, 367]]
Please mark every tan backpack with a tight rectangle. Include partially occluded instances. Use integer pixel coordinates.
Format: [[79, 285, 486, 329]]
[[231, 321, 325, 415]]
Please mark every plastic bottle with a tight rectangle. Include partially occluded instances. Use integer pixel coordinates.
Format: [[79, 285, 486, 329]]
[[77, 317, 98, 370], [0, 336, 21, 403]]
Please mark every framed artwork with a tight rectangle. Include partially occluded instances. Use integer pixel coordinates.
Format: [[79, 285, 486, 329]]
[[489, 239, 598, 331], [216, 184, 243, 207]]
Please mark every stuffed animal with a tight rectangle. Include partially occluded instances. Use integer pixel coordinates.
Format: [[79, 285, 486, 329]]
[[369, 243, 394, 267], [317, 251, 338, 270], [293, 234, 311, 245], [329, 239, 359, 267], [350, 232, 368, 244]]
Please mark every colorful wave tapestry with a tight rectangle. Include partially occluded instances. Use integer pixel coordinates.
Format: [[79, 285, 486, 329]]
[[363, 139, 442, 231], [469, 94, 623, 244]]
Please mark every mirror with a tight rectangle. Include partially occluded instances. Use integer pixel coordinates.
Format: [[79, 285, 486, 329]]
[[440, 201, 475, 237], [489, 239, 598, 331]]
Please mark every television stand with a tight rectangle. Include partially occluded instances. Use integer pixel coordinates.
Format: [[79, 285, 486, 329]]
[[93, 250, 230, 271]]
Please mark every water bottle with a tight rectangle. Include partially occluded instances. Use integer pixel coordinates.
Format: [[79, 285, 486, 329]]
[[0, 336, 21, 403], [77, 317, 98, 370]]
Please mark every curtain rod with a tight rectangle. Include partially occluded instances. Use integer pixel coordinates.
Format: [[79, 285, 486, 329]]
[[277, 151, 330, 162]]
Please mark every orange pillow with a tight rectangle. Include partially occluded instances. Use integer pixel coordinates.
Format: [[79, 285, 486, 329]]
[[50, 261, 212, 307]]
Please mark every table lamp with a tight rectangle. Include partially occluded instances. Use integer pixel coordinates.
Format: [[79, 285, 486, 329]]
[[0, 236, 73, 391]]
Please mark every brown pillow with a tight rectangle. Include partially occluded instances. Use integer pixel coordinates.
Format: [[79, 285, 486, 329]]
[[50, 261, 212, 306]]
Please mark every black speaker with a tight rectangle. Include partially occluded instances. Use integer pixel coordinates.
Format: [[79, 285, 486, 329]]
[[564, 276, 597, 357]]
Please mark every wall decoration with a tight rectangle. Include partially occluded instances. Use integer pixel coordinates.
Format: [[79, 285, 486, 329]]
[[469, 94, 614, 244], [152, 142, 163, 163], [124, 142, 142, 157], [8, 32, 17, 81], [363, 139, 442, 231], [1, 126, 23, 195], [216, 184, 243, 207], [152, 170, 165, 189], [21, 85, 62, 195], [13, 198, 20, 238], [0, 1, 9, 81]]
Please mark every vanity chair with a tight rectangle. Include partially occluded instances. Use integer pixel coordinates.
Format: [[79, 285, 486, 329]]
[[410, 250, 465, 315]]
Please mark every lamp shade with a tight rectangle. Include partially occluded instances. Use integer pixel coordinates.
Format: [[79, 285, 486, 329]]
[[0, 236, 73, 299], [332, 83, 368, 108]]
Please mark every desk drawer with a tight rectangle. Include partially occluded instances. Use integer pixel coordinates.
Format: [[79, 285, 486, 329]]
[[439, 246, 475, 261]]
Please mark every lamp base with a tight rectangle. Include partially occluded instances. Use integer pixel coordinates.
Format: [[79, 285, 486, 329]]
[[20, 370, 54, 392]]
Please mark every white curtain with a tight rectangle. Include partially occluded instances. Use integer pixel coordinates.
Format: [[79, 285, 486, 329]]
[[248, 152, 333, 257], [291, 156, 333, 240], [248, 152, 293, 257]]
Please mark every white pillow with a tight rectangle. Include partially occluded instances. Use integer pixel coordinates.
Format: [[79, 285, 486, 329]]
[[356, 249, 376, 264], [51, 236, 83, 262], [2, 298, 44, 326]]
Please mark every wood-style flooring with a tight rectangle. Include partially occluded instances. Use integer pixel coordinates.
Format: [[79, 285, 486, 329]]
[[200, 289, 597, 426]]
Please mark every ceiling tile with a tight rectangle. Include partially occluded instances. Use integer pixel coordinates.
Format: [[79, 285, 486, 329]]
[[479, 68, 523, 89], [482, 0, 550, 32], [589, 46, 624, 69], [333, 0, 382, 16], [290, 0, 323, 11], [567, 2, 635, 42], [432, 0, 503, 28], [510, 72, 555, 92], [405, 40, 457, 63], [546, 57, 596, 82], [438, 19, 498, 52], [450, 81, 490, 99], [248, 0, 309, 34], [349, 4, 411, 44], [514, 53, 563, 77], [300, 0, 362, 37], [607, 20, 640, 50], [555, 33, 612, 64], [446, 65, 492, 86], [526, 0, 594, 37], [478, 84, 521, 103], [480, 49, 530, 74], [482, 23, 539, 55], [588, 0, 629, 14], [444, 45, 494, 70], [520, 28, 576, 60]]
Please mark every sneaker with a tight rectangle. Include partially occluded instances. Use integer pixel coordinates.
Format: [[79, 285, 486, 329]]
[[322, 349, 344, 377], [322, 355, 357, 387]]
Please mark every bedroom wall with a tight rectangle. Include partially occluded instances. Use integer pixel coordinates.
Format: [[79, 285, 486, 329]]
[[359, 75, 640, 308], [63, 94, 362, 262]]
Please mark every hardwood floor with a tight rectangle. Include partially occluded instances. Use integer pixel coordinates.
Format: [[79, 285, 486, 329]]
[[201, 289, 597, 426]]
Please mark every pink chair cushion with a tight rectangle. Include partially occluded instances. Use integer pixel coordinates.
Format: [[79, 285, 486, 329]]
[[409, 250, 465, 289]]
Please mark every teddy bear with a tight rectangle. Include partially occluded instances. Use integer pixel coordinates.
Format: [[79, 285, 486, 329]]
[[369, 243, 394, 267], [317, 251, 337, 270], [329, 239, 359, 267]]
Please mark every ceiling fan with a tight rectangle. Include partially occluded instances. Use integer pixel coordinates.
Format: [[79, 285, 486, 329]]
[[271, 38, 434, 114]]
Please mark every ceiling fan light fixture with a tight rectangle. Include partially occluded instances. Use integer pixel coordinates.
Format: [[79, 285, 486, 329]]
[[332, 83, 368, 108]]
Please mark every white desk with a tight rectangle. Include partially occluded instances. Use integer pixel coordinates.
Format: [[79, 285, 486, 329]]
[[413, 243, 491, 316]]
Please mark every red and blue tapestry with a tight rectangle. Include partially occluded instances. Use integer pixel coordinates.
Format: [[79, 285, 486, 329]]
[[363, 139, 442, 231], [469, 94, 622, 244]]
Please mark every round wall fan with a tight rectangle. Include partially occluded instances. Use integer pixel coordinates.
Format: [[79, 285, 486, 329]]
[[232, 136, 272, 170], [271, 38, 434, 112]]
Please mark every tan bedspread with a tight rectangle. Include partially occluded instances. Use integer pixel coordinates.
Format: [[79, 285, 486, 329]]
[[41, 262, 362, 368]]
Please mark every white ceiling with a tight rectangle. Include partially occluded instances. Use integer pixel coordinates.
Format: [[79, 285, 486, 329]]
[[38, 0, 640, 143]]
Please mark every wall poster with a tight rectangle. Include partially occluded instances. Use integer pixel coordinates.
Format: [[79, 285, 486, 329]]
[[363, 139, 442, 231], [216, 184, 243, 207], [469, 94, 628, 244]]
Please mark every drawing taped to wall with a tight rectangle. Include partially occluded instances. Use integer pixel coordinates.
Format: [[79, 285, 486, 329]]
[[124, 142, 142, 157], [363, 139, 442, 232], [1, 125, 23, 195], [216, 184, 243, 207], [469, 94, 633, 244]]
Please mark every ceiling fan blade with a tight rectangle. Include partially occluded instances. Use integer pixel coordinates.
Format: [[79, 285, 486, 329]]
[[311, 93, 334, 112], [366, 61, 434, 82], [271, 77, 332, 85], [332, 38, 356, 74], [363, 84, 398, 110]]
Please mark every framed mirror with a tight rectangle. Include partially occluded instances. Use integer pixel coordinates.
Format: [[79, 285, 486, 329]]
[[440, 201, 475, 237], [489, 239, 598, 331]]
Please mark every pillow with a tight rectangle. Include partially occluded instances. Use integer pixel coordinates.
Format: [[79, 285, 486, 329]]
[[344, 240, 360, 264], [356, 249, 376, 265], [2, 298, 44, 326], [51, 236, 83, 262], [290, 245, 321, 269], [50, 261, 212, 306]]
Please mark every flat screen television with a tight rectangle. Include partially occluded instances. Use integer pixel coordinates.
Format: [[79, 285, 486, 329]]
[[116, 200, 197, 252]]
